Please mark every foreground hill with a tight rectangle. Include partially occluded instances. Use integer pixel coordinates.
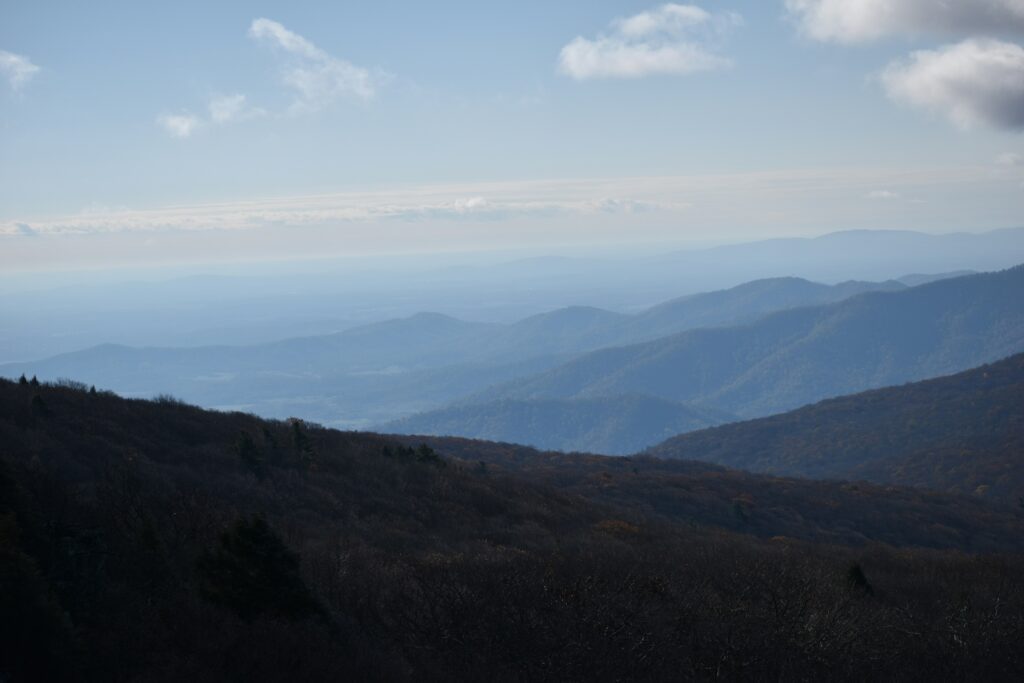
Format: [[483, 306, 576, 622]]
[[0, 276, 908, 428], [646, 353, 1024, 503], [384, 394, 732, 455], [4, 378, 1024, 680], [469, 266, 1024, 421]]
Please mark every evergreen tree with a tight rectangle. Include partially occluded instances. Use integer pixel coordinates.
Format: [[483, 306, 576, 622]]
[[197, 515, 321, 621]]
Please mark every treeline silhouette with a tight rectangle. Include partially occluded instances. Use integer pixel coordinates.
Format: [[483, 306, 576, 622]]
[[3, 378, 1024, 680]]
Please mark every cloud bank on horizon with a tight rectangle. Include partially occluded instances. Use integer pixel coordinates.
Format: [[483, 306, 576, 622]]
[[0, 165, 1008, 239]]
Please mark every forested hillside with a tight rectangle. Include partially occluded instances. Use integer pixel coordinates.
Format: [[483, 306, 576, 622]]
[[646, 353, 1024, 503], [3, 378, 1024, 680]]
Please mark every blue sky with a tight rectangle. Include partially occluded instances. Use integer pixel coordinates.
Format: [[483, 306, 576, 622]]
[[1, 1, 1022, 270]]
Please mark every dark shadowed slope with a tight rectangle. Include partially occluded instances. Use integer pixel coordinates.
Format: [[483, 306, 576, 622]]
[[383, 394, 733, 455], [396, 431, 1024, 551], [647, 353, 1024, 503], [5, 377, 1024, 680], [4, 377, 1023, 554], [473, 266, 1024, 420]]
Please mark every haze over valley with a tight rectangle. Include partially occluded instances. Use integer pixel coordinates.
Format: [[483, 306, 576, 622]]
[[3, 1, 1024, 680]]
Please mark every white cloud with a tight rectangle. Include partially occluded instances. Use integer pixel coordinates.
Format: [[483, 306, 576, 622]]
[[996, 152, 1023, 166], [558, 4, 738, 80], [156, 20, 383, 136], [881, 39, 1024, 131], [866, 190, 900, 199], [617, 5, 714, 38], [249, 17, 383, 111], [785, 0, 1024, 44], [159, 95, 263, 139], [209, 94, 248, 123], [587, 198, 666, 213], [157, 112, 203, 138], [449, 197, 488, 212], [0, 50, 40, 90]]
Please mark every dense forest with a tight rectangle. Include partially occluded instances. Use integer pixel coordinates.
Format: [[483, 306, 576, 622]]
[[3, 377, 1024, 680], [647, 353, 1024, 503]]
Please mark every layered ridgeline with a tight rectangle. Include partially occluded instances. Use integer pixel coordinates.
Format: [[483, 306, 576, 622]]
[[6, 225, 1015, 366], [646, 353, 1024, 504], [429, 267, 1024, 447], [0, 275, 909, 428], [4, 377, 1024, 679]]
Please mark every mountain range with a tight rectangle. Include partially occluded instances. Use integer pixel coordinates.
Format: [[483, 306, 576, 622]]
[[434, 267, 1024, 441], [0, 274, 920, 428], [5, 225, 1018, 364]]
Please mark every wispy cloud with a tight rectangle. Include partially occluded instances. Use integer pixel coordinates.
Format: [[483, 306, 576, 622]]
[[558, 4, 739, 80], [0, 49, 40, 90], [249, 17, 386, 112], [157, 19, 381, 138], [785, 0, 1024, 44], [209, 93, 263, 123], [157, 112, 203, 139], [158, 94, 264, 138], [881, 39, 1024, 131], [0, 166, 1001, 237], [0, 188, 677, 236]]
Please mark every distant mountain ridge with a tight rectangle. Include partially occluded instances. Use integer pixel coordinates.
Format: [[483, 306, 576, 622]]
[[653, 229, 1024, 285], [646, 353, 1024, 504], [0, 274, 917, 427], [5, 227, 1022, 365], [464, 266, 1024, 421]]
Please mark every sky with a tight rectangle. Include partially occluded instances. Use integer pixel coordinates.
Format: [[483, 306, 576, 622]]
[[1, 0, 1023, 271]]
